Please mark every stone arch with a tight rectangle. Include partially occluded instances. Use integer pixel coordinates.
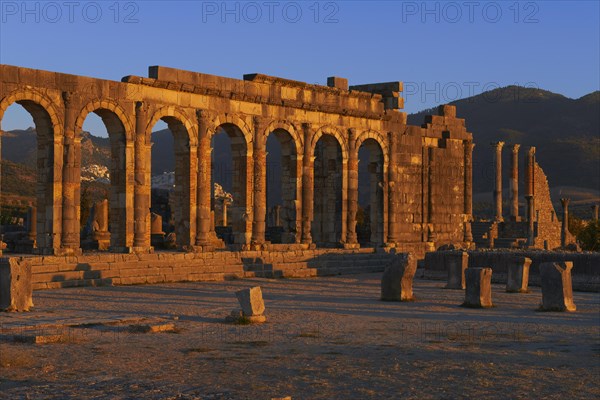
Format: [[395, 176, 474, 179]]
[[211, 114, 253, 155], [146, 106, 198, 247], [0, 89, 64, 252], [312, 128, 348, 246], [311, 125, 348, 160], [76, 98, 134, 249], [355, 129, 389, 172], [263, 121, 302, 243], [356, 134, 388, 246], [262, 120, 303, 155], [145, 106, 197, 146], [75, 98, 134, 141]]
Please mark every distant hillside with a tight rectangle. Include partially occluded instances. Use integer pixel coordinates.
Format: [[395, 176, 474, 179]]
[[1, 128, 111, 167], [408, 86, 600, 193]]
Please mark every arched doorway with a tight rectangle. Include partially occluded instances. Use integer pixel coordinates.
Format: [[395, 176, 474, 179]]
[[357, 138, 385, 246], [211, 123, 251, 245], [77, 102, 133, 250], [313, 134, 343, 246], [265, 128, 300, 243], [149, 114, 196, 248], [0, 94, 62, 253]]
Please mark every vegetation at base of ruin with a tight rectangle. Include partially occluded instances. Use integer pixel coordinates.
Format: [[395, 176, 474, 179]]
[[569, 218, 600, 251]]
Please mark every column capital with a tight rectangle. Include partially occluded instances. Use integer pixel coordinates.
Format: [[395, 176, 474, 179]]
[[464, 140, 475, 151], [491, 141, 505, 150], [527, 146, 536, 156], [511, 143, 520, 153], [135, 101, 148, 113], [560, 198, 570, 207]]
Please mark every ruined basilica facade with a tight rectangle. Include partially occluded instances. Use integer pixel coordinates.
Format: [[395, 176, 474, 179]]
[[0, 65, 474, 256]]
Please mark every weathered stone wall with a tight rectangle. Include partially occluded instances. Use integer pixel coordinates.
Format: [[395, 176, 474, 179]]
[[424, 250, 599, 292]]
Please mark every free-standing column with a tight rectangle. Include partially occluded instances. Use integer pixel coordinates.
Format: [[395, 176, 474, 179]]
[[560, 198, 570, 247], [510, 144, 520, 221], [387, 131, 399, 244], [195, 110, 214, 249], [525, 195, 535, 247], [463, 141, 474, 242], [61, 91, 81, 254], [301, 123, 314, 244], [133, 101, 151, 249], [492, 141, 504, 222], [251, 116, 267, 245], [592, 204, 599, 222], [346, 128, 358, 245]]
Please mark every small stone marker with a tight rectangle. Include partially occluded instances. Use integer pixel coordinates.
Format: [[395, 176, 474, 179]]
[[506, 256, 532, 293], [445, 251, 469, 289], [464, 267, 493, 308], [0, 258, 33, 312], [539, 262, 576, 311], [381, 253, 416, 301], [227, 286, 266, 323]]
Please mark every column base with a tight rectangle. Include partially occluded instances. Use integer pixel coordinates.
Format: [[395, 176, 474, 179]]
[[109, 246, 135, 254], [189, 244, 215, 253], [343, 243, 360, 249], [131, 246, 154, 254], [510, 216, 522, 222], [53, 247, 82, 256]]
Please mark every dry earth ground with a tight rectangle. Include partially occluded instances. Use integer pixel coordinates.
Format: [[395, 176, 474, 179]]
[[1, 274, 599, 399]]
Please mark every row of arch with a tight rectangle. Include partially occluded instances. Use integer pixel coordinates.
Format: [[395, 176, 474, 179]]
[[0, 89, 391, 253]]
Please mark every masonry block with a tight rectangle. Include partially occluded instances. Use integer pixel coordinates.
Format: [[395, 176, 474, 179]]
[[539, 262, 576, 311], [464, 267, 493, 308], [0, 258, 34, 311], [381, 253, 416, 301], [445, 251, 469, 289], [506, 256, 532, 293]]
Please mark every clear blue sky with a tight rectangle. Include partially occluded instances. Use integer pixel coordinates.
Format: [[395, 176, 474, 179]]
[[1, 0, 598, 135]]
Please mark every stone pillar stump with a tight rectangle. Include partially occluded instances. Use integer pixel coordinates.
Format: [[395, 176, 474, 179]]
[[539, 262, 576, 311], [0, 258, 33, 312], [506, 256, 532, 293], [445, 251, 469, 289], [381, 253, 416, 301], [464, 267, 493, 308]]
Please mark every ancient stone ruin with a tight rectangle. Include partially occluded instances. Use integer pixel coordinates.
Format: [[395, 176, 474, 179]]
[[473, 143, 575, 250], [0, 64, 477, 291]]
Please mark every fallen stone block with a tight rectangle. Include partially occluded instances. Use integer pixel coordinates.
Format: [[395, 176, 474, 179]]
[[381, 253, 416, 301], [463, 267, 493, 308], [539, 262, 576, 311], [506, 256, 532, 293], [235, 286, 265, 316], [445, 251, 468, 289], [0, 258, 34, 312]]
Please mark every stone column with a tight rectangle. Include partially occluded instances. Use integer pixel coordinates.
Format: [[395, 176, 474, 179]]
[[560, 198, 570, 248], [463, 141, 474, 242], [591, 204, 599, 222], [133, 101, 151, 250], [251, 116, 267, 246], [60, 91, 81, 254], [492, 141, 504, 222], [525, 146, 536, 205], [27, 206, 37, 242], [510, 144, 520, 221], [195, 110, 214, 249], [301, 123, 314, 244], [346, 128, 358, 245], [525, 194, 535, 247], [387, 132, 399, 245]]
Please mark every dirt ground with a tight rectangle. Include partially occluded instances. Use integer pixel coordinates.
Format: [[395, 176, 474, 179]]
[[1, 273, 599, 399]]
